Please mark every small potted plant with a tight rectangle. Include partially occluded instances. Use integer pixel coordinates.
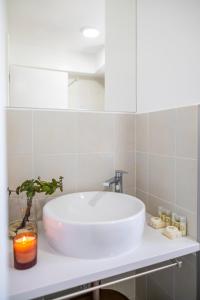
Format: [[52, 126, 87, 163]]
[[9, 176, 63, 238]]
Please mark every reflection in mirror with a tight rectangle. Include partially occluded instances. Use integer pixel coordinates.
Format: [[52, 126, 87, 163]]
[[7, 0, 136, 112], [68, 74, 105, 111]]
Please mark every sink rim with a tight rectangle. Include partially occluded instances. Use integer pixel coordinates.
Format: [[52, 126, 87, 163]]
[[43, 191, 146, 226]]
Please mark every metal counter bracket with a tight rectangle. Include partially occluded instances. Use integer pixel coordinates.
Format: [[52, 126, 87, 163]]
[[50, 259, 183, 300]]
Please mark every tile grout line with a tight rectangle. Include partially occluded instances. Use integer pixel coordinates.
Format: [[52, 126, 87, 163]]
[[197, 105, 200, 242], [134, 114, 137, 193], [31, 110, 35, 178], [174, 108, 177, 207], [112, 116, 117, 178], [135, 150, 197, 161], [113, 114, 116, 178], [75, 112, 79, 193], [136, 188, 196, 216], [146, 112, 150, 210]]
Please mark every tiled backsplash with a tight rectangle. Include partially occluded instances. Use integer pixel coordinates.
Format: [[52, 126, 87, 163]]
[[7, 109, 136, 219], [7, 105, 199, 238], [136, 105, 198, 238]]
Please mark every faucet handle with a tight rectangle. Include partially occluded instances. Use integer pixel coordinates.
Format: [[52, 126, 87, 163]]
[[115, 170, 128, 178]]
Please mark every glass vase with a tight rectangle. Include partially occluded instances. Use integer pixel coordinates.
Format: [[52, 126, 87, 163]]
[[9, 192, 37, 239]]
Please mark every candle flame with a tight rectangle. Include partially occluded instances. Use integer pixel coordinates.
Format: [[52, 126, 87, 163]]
[[22, 236, 27, 243]]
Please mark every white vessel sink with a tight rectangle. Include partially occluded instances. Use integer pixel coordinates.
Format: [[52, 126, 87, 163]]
[[43, 192, 145, 259]]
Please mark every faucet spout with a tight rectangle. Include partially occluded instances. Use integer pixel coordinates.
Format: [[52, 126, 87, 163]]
[[103, 177, 116, 188], [103, 170, 128, 193]]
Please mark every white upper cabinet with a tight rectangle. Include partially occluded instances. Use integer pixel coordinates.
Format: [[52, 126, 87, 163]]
[[105, 0, 137, 112]]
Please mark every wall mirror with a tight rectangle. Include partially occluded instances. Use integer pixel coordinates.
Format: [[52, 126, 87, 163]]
[[7, 0, 137, 112]]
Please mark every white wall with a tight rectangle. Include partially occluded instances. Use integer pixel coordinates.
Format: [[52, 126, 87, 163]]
[[105, 0, 137, 112], [10, 65, 69, 109], [0, 0, 8, 298], [68, 76, 104, 111], [137, 0, 200, 112]]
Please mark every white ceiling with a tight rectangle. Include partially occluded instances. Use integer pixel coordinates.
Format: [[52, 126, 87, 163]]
[[8, 0, 105, 55]]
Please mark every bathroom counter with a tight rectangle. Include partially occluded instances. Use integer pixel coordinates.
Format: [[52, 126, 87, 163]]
[[9, 221, 199, 300]]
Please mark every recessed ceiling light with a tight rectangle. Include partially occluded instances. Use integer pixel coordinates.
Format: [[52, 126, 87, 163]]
[[81, 27, 100, 38]]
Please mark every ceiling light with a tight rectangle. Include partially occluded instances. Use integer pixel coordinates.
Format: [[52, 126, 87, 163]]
[[81, 27, 100, 38]]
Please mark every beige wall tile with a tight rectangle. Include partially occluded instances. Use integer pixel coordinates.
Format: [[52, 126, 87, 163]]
[[114, 114, 135, 152], [136, 189, 149, 209], [147, 192, 198, 239], [7, 110, 135, 198], [136, 113, 148, 152], [34, 110, 78, 154], [124, 186, 136, 197], [149, 110, 176, 155], [140, 106, 199, 239], [174, 205, 197, 238], [175, 158, 197, 212], [148, 194, 174, 217], [8, 154, 33, 189], [7, 110, 33, 155], [114, 151, 135, 190], [6, 107, 199, 240], [34, 154, 78, 194], [77, 153, 114, 191], [78, 112, 114, 153], [136, 152, 149, 193], [34, 194, 56, 221], [176, 106, 198, 158], [149, 155, 175, 203], [9, 193, 27, 222]]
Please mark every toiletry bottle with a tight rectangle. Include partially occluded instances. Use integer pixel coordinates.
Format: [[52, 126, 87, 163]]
[[158, 206, 166, 223], [165, 209, 171, 227], [174, 215, 180, 230], [179, 216, 187, 236], [171, 213, 177, 226], [158, 206, 163, 218]]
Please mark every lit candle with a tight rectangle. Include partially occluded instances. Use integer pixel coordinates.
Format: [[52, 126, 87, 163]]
[[13, 232, 37, 270]]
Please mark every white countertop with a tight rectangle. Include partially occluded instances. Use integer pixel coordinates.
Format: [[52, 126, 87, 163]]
[[9, 220, 200, 300]]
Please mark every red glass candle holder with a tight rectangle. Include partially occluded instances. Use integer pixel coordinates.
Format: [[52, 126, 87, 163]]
[[13, 232, 37, 270]]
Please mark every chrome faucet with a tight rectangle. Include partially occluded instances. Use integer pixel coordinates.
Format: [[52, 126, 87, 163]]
[[103, 170, 128, 193]]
